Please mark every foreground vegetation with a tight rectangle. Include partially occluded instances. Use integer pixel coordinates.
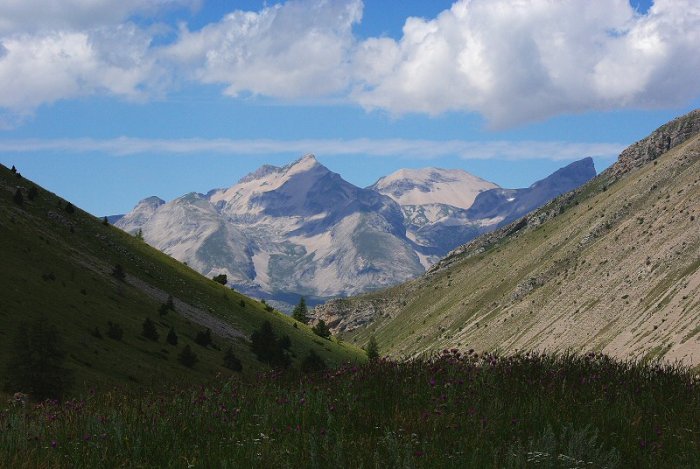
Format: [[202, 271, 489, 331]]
[[2, 351, 698, 468]]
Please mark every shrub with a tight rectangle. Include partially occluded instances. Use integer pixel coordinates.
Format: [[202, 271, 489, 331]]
[[178, 345, 198, 368], [106, 321, 124, 341], [102, 216, 109, 226], [223, 346, 243, 372], [64, 202, 75, 214], [141, 318, 159, 341], [27, 186, 38, 201], [312, 320, 331, 339], [4, 318, 73, 400]]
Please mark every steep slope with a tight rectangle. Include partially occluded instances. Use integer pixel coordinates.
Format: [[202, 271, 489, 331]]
[[0, 165, 364, 395], [315, 110, 700, 366], [118, 155, 424, 306]]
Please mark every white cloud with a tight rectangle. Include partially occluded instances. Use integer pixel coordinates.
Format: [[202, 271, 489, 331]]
[[0, 0, 699, 127], [353, 0, 700, 127], [164, 0, 363, 98], [0, 137, 625, 161], [0, 24, 165, 114]]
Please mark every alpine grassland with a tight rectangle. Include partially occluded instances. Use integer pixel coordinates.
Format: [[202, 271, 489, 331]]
[[2, 351, 699, 468]]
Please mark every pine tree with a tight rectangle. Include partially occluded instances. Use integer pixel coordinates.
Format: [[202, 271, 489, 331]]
[[312, 319, 331, 339], [212, 274, 227, 285], [141, 318, 159, 341], [111, 264, 126, 281], [102, 216, 109, 226], [10, 165, 16, 173], [250, 321, 291, 369], [365, 336, 380, 361], [178, 345, 198, 368], [223, 346, 243, 372], [13, 188, 23, 206], [106, 321, 124, 341], [195, 328, 213, 347], [292, 297, 309, 324], [64, 202, 75, 214], [4, 318, 73, 400], [166, 327, 178, 346]]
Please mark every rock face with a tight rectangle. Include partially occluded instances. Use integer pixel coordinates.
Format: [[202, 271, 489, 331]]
[[314, 109, 700, 366], [117, 155, 596, 309], [117, 155, 424, 306]]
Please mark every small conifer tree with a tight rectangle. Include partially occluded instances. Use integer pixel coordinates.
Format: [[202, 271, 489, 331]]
[[4, 318, 73, 400], [178, 345, 198, 368], [250, 321, 291, 369], [102, 216, 109, 226], [106, 321, 124, 341], [365, 336, 380, 361], [13, 188, 23, 206], [166, 327, 178, 346], [223, 346, 243, 372], [195, 328, 213, 347], [141, 318, 159, 341], [111, 264, 126, 281], [312, 319, 331, 339], [212, 274, 227, 285], [301, 349, 326, 373], [292, 297, 309, 324], [64, 202, 75, 214]]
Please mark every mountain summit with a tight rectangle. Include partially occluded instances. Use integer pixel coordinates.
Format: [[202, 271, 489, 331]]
[[117, 156, 595, 308]]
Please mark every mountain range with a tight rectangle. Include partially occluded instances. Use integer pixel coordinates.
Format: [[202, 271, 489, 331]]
[[116, 154, 596, 308], [314, 109, 700, 366]]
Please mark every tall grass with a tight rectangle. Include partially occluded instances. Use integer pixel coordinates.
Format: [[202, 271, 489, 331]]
[[2, 351, 698, 467]]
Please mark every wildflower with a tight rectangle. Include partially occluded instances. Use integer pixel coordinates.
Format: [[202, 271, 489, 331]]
[[51, 440, 58, 448]]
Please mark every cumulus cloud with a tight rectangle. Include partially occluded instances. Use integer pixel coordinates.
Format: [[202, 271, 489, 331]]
[[0, 24, 165, 114], [0, 0, 699, 127], [0, 136, 624, 161], [353, 0, 700, 127], [164, 0, 362, 98]]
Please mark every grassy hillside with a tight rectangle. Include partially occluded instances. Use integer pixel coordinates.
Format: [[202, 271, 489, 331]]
[[317, 111, 700, 367], [0, 164, 364, 396]]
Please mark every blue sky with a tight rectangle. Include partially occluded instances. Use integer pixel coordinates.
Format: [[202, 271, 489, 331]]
[[1, 0, 698, 216]]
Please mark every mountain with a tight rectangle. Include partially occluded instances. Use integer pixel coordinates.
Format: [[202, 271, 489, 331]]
[[372, 159, 596, 263], [117, 155, 424, 307], [314, 110, 700, 366], [0, 164, 364, 394], [466, 157, 596, 223], [370, 167, 499, 264], [117, 155, 596, 309]]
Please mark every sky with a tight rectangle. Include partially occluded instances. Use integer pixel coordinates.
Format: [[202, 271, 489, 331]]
[[0, 0, 699, 216]]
